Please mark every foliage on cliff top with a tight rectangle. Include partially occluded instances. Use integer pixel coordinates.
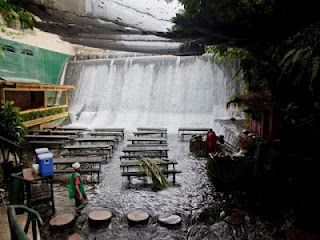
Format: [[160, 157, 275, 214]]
[[173, 0, 320, 48], [0, 0, 35, 29]]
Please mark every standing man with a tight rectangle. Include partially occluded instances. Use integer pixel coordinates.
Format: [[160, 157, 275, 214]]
[[68, 162, 87, 216], [205, 129, 217, 155]]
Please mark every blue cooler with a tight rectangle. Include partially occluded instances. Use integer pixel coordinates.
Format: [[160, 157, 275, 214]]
[[35, 148, 49, 164], [38, 153, 54, 177]]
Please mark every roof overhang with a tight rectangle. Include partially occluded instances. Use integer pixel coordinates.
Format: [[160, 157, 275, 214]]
[[226, 90, 274, 111], [0, 80, 76, 91]]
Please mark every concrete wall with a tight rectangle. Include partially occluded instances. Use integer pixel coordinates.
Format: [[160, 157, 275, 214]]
[[0, 27, 80, 55]]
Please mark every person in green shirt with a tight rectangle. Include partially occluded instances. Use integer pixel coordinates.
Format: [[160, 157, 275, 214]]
[[68, 162, 87, 216]]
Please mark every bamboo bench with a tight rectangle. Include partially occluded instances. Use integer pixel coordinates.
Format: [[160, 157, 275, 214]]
[[178, 128, 210, 140], [93, 128, 125, 138], [122, 170, 181, 184], [126, 144, 168, 148], [53, 157, 101, 182], [61, 151, 108, 159], [119, 155, 169, 160], [127, 137, 167, 144], [180, 132, 207, 140], [74, 137, 117, 148], [87, 132, 123, 140], [122, 146, 169, 156], [137, 127, 167, 132], [54, 126, 88, 131], [136, 128, 167, 137], [26, 135, 73, 140], [28, 140, 65, 147], [54, 169, 101, 182], [49, 130, 82, 135], [54, 157, 102, 167], [120, 159, 177, 172], [133, 131, 167, 138], [63, 144, 112, 157]]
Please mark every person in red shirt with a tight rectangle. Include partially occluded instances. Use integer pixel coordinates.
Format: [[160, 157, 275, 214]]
[[205, 129, 217, 155]]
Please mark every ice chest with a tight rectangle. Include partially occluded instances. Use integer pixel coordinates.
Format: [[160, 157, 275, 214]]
[[38, 153, 54, 177], [35, 148, 49, 164]]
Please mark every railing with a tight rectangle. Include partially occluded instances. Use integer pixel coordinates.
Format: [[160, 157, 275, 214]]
[[19, 105, 67, 116], [0, 136, 23, 166], [7, 205, 43, 240], [20, 105, 69, 128]]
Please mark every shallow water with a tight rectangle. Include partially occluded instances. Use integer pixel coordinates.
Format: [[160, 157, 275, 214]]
[[41, 132, 290, 240]]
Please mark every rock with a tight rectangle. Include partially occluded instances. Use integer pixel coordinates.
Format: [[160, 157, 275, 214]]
[[49, 213, 75, 228], [88, 209, 112, 224], [68, 233, 84, 240], [127, 210, 149, 223], [219, 211, 226, 220], [158, 214, 181, 225]]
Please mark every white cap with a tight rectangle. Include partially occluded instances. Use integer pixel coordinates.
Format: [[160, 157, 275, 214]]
[[72, 162, 80, 169]]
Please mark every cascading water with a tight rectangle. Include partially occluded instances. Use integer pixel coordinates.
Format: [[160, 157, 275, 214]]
[[42, 54, 291, 240], [64, 54, 242, 137]]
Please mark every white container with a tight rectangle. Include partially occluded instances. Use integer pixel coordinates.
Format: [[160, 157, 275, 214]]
[[32, 164, 39, 175], [35, 148, 49, 164], [35, 148, 49, 154]]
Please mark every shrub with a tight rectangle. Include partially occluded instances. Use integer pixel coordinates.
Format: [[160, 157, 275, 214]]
[[0, 100, 26, 144]]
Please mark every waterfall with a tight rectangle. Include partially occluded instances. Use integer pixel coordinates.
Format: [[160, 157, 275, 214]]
[[64, 54, 242, 135], [55, 61, 68, 105]]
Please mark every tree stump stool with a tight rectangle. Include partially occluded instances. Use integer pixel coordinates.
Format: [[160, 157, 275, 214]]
[[127, 210, 149, 224], [88, 209, 112, 225], [68, 233, 84, 240], [158, 214, 181, 226], [49, 213, 75, 229]]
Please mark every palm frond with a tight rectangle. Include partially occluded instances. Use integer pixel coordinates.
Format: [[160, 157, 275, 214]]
[[138, 156, 170, 190]]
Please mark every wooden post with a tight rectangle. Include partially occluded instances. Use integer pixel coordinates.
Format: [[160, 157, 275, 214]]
[[0, 89, 5, 102], [44, 91, 47, 108]]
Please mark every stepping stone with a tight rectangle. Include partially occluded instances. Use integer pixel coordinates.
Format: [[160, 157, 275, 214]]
[[158, 214, 181, 225], [49, 213, 75, 228], [68, 233, 84, 240], [127, 210, 149, 223], [88, 209, 112, 224]]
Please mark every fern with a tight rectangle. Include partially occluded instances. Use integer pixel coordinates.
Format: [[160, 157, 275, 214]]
[[311, 56, 320, 81], [138, 156, 170, 190], [279, 49, 296, 67]]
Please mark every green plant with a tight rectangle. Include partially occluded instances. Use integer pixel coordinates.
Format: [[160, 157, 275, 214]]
[[138, 156, 170, 190], [21, 107, 64, 122], [0, 0, 35, 29], [0, 100, 26, 144]]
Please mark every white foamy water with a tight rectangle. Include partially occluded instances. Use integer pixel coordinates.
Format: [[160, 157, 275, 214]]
[[64, 54, 241, 135]]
